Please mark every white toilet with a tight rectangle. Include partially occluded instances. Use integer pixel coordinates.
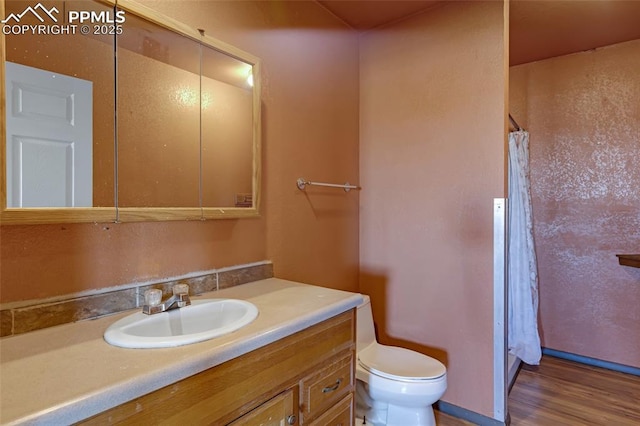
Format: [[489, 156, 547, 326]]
[[355, 295, 447, 426]]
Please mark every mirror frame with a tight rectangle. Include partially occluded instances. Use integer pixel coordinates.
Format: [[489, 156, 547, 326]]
[[0, 0, 261, 225]]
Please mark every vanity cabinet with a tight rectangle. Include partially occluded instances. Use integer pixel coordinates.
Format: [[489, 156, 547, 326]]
[[79, 309, 355, 425]]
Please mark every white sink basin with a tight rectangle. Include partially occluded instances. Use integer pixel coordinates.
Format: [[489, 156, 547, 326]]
[[104, 299, 258, 349]]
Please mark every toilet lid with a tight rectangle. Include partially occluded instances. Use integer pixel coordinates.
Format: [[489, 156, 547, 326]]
[[358, 344, 446, 381]]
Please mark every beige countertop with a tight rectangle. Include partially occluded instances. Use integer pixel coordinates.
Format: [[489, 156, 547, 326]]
[[0, 278, 362, 425]]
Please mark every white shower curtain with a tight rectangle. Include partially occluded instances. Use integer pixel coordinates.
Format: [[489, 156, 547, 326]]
[[508, 131, 542, 366]]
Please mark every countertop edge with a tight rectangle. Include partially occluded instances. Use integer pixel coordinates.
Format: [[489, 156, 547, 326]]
[[6, 286, 362, 425]]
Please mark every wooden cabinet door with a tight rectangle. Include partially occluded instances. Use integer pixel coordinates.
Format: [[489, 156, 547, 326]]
[[308, 394, 353, 426], [229, 389, 296, 426]]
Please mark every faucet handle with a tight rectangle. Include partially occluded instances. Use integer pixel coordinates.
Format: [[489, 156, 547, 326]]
[[144, 289, 162, 307], [173, 284, 191, 308], [172, 284, 189, 296]]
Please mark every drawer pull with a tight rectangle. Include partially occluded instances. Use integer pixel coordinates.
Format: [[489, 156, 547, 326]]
[[322, 378, 342, 393], [286, 414, 297, 425]]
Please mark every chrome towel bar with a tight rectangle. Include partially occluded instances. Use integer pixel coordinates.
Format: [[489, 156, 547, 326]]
[[296, 178, 361, 192]]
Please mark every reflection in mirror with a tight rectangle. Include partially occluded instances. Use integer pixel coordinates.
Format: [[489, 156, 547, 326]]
[[3, 0, 115, 208], [201, 45, 254, 208], [116, 10, 201, 208]]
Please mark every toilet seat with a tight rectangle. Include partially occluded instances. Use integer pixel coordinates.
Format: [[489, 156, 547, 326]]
[[358, 343, 446, 381]]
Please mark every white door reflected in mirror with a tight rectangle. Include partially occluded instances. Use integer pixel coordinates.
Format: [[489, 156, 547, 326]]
[[5, 61, 93, 207]]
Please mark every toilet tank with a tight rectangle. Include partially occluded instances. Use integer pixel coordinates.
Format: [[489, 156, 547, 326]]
[[357, 295, 377, 352]]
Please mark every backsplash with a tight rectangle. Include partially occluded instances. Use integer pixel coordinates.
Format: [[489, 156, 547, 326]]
[[0, 261, 273, 337]]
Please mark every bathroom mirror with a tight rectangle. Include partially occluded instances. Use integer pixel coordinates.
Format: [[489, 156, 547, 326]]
[[0, 0, 261, 224]]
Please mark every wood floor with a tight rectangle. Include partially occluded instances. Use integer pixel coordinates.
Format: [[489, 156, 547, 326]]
[[435, 355, 640, 425]]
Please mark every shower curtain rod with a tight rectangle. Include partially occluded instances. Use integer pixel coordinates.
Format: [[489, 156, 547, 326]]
[[509, 114, 524, 131]]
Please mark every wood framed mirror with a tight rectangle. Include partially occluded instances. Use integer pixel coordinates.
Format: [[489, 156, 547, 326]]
[[0, 0, 261, 224]]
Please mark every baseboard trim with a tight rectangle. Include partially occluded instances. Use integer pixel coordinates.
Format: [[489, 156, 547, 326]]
[[435, 401, 508, 426], [542, 348, 640, 376], [507, 355, 521, 392]]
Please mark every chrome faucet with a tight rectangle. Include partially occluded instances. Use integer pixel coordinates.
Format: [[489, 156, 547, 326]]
[[142, 284, 191, 315]]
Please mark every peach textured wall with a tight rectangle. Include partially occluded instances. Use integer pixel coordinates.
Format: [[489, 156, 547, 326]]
[[510, 40, 640, 368], [140, 0, 361, 293], [0, 1, 360, 302], [359, 1, 506, 418]]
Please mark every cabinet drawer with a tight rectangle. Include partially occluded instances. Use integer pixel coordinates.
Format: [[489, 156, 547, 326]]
[[228, 389, 295, 425], [300, 351, 353, 420], [308, 394, 353, 426]]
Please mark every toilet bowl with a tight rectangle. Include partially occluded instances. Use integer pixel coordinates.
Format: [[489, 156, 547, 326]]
[[355, 295, 447, 426]]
